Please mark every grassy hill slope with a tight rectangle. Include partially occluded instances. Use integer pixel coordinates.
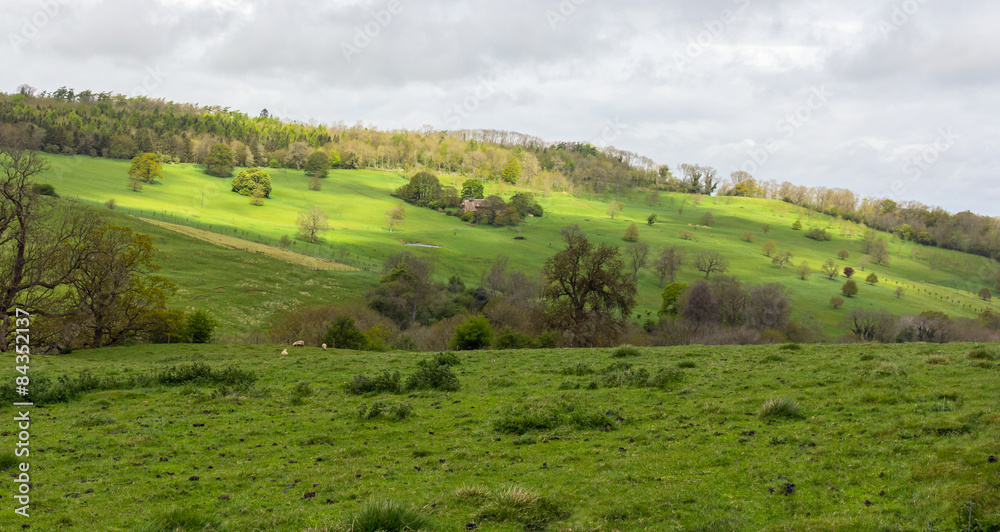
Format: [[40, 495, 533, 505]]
[[2, 343, 998, 530], [39, 154, 1000, 337]]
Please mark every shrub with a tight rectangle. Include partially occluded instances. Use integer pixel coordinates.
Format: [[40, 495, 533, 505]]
[[493, 328, 534, 350], [792, 220, 802, 230], [185, 309, 217, 344], [611, 345, 641, 358], [758, 397, 804, 420], [358, 400, 413, 421], [231, 168, 272, 197], [346, 499, 433, 532], [677, 360, 697, 368], [32, 183, 57, 197], [0, 452, 17, 471], [432, 351, 460, 366], [561, 363, 594, 376], [622, 222, 640, 242], [406, 362, 460, 392], [805, 227, 830, 241], [450, 316, 493, 350], [322, 316, 369, 350], [344, 371, 402, 395]]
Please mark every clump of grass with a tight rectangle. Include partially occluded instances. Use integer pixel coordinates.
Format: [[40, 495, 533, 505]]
[[677, 360, 697, 369], [778, 343, 802, 351], [970, 360, 997, 369], [611, 345, 641, 358], [758, 397, 804, 420], [357, 400, 413, 421], [859, 353, 878, 361], [925, 355, 949, 365], [432, 351, 460, 366], [874, 362, 906, 377], [967, 347, 998, 361], [345, 499, 433, 532], [141, 507, 225, 531], [560, 363, 594, 376], [0, 452, 18, 472], [649, 368, 685, 388], [761, 354, 786, 363], [406, 362, 460, 392], [471, 485, 568, 531], [558, 381, 580, 390], [344, 371, 402, 395], [455, 484, 491, 503], [290, 382, 313, 405], [492, 399, 620, 434]]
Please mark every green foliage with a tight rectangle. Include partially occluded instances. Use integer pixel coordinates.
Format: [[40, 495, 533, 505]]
[[450, 316, 493, 350], [622, 222, 640, 242], [185, 309, 217, 344], [461, 179, 485, 199], [321, 316, 369, 350], [469, 485, 568, 531], [0, 452, 18, 471], [203, 143, 235, 177], [493, 399, 620, 435], [344, 371, 402, 395], [395, 171, 442, 208], [842, 279, 859, 297], [758, 397, 804, 420], [32, 182, 58, 197], [647, 213, 657, 226], [357, 400, 413, 421], [406, 360, 460, 392], [493, 328, 535, 350], [128, 152, 163, 184], [804, 227, 830, 241], [866, 273, 879, 285], [830, 296, 845, 309], [345, 499, 433, 532], [304, 150, 330, 177], [509, 192, 544, 217], [700, 211, 714, 226], [659, 282, 687, 315], [792, 220, 802, 230], [230, 168, 272, 198], [501, 157, 521, 184]]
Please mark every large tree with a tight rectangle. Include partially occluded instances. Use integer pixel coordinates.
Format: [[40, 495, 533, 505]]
[[367, 252, 436, 327], [296, 207, 329, 243], [624, 241, 650, 280], [203, 143, 235, 177], [0, 143, 102, 352], [128, 152, 162, 184], [231, 168, 272, 198], [66, 226, 176, 348], [542, 226, 637, 347], [694, 251, 729, 279], [653, 246, 683, 287], [304, 150, 330, 177]]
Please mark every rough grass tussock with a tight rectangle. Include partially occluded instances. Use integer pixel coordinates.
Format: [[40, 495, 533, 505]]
[[344, 499, 433, 532], [140, 508, 225, 532], [758, 397, 805, 420], [610, 345, 641, 358], [468, 485, 569, 531], [344, 371, 403, 395]]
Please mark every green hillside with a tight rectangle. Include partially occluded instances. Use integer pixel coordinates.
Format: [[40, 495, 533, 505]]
[[37, 154, 999, 338], [2, 342, 998, 530]]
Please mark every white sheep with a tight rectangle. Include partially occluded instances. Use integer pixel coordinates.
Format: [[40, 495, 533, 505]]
[[292, 340, 305, 347], [281, 348, 288, 355], [322, 343, 327, 350]]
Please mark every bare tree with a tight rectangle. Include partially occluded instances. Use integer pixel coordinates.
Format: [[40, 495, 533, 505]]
[[0, 141, 102, 352], [772, 252, 794, 270], [694, 251, 729, 279], [871, 238, 891, 266], [653, 246, 683, 287], [624, 242, 650, 280], [296, 206, 330, 243], [821, 259, 840, 280], [606, 201, 623, 219], [385, 202, 406, 232]]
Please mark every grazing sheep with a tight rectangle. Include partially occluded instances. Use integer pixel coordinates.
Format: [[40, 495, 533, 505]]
[[281, 348, 288, 355], [292, 340, 305, 347], [322, 343, 327, 350]]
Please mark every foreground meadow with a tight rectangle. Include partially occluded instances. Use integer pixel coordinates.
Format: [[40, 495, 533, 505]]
[[2, 342, 998, 531]]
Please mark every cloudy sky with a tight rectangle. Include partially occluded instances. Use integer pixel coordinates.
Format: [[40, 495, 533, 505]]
[[4, 0, 998, 215]]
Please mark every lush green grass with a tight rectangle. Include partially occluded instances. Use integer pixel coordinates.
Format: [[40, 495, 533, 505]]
[[38, 154, 1000, 336], [3, 343, 999, 530]]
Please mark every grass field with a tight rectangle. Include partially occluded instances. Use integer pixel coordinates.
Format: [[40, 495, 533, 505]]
[[2, 342, 998, 530], [37, 153, 1000, 337]]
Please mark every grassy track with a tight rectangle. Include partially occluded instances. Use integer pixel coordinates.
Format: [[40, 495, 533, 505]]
[[38, 154, 1000, 336], [2, 342, 998, 530]]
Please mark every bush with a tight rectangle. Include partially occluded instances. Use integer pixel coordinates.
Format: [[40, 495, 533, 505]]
[[32, 183, 58, 197], [610, 345, 641, 358], [432, 351, 460, 366], [805, 227, 830, 241], [758, 397, 804, 420], [344, 371, 402, 395], [493, 328, 534, 350], [345, 499, 433, 532], [792, 220, 802, 230], [185, 309, 217, 344], [450, 316, 493, 350], [358, 400, 413, 421], [321, 316, 368, 350], [231, 168, 272, 197], [406, 362, 460, 392]]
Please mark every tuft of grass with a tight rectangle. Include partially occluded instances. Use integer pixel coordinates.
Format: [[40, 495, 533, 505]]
[[345, 499, 433, 532], [610, 345, 641, 358], [493, 399, 620, 434], [455, 484, 491, 503], [141, 508, 225, 532], [0, 452, 18, 472], [344, 371, 402, 395], [778, 343, 802, 351], [874, 362, 907, 377], [471, 485, 568, 531], [967, 347, 998, 361], [758, 397, 804, 420], [560, 363, 594, 376], [925, 355, 949, 365], [357, 400, 413, 421], [432, 351, 460, 366], [557, 381, 580, 390], [677, 360, 697, 369]]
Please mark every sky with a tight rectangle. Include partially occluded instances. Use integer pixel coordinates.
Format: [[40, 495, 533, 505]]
[[3, 0, 998, 216]]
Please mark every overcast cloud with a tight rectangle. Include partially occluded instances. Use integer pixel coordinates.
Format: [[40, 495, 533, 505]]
[[3, 0, 997, 215]]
